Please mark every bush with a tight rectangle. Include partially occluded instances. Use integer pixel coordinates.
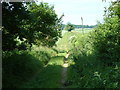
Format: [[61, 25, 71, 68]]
[[31, 51, 51, 65], [67, 38, 120, 88], [66, 22, 120, 88], [91, 1, 120, 65]]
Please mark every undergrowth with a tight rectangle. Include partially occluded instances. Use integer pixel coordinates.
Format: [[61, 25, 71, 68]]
[[2, 46, 56, 88]]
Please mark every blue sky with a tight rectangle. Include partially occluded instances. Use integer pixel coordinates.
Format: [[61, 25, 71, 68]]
[[37, 0, 114, 25]]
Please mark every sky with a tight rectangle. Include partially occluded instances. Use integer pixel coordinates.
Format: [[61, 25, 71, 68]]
[[37, 0, 115, 25]]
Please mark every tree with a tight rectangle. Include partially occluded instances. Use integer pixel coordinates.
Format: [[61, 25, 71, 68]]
[[27, 2, 63, 47], [64, 22, 75, 31], [2, 2, 30, 51], [2, 2, 63, 51]]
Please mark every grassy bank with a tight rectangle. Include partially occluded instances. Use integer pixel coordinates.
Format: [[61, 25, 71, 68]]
[[21, 56, 64, 88], [64, 31, 120, 88], [2, 46, 57, 88]]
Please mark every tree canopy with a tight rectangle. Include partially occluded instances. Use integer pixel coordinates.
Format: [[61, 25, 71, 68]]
[[2, 2, 63, 51]]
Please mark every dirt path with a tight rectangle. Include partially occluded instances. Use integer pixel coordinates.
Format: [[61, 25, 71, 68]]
[[60, 53, 69, 88]]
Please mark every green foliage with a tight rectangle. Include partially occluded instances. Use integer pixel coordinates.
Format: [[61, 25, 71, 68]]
[[32, 45, 58, 57], [66, 32, 120, 88], [21, 56, 64, 88], [2, 0, 120, 88], [64, 22, 75, 31], [2, 2, 63, 87], [27, 2, 63, 47], [68, 56, 120, 88], [2, 49, 51, 88], [31, 51, 51, 65], [66, 1, 120, 88], [2, 2, 63, 51], [2, 2, 30, 51], [91, 1, 120, 65]]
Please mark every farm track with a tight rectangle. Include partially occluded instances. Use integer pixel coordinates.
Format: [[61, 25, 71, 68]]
[[60, 54, 69, 88]]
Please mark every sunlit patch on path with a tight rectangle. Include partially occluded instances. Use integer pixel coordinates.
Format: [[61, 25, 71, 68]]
[[60, 52, 69, 88], [63, 63, 68, 68]]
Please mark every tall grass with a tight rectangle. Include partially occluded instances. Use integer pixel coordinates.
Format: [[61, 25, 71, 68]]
[[65, 31, 120, 88], [2, 46, 57, 88], [21, 56, 64, 88]]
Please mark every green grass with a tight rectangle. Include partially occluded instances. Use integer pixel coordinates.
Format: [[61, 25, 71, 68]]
[[62, 30, 120, 88], [66, 53, 120, 88], [56, 31, 81, 51], [2, 46, 56, 88], [21, 56, 64, 88], [57, 52, 66, 56], [56, 28, 93, 52], [2, 50, 45, 88], [3, 28, 94, 88]]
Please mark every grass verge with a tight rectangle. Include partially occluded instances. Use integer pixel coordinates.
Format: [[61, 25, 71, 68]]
[[21, 56, 64, 88]]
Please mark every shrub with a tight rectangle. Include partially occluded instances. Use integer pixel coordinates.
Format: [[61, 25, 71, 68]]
[[91, 1, 120, 65]]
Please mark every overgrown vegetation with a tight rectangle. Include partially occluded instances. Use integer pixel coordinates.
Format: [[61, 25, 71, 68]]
[[2, 48, 56, 88], [2, 1, 63, 51], [2, 0, 120, 89], [2, 1, 63, 88], [92, 1, 120, 65], [66, 1, 120, 88], [21, 56, 64, 88]]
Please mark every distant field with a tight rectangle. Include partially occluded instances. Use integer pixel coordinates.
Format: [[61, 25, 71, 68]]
[[62, 28, 94, 36], [74, 28, 94, 32], [56, 28, 93, 51]]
